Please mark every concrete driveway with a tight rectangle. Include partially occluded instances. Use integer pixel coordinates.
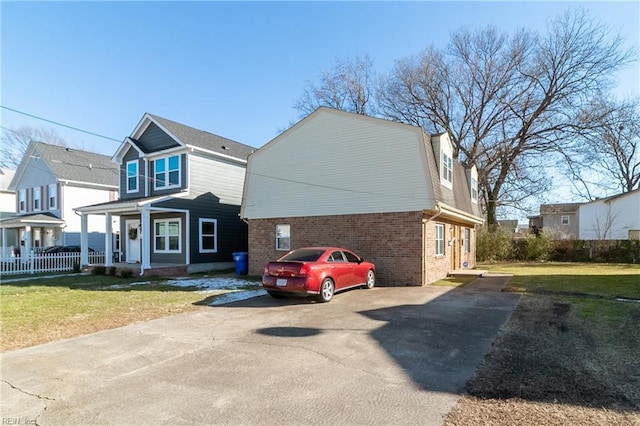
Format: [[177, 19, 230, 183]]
[[1, 277, 519, 425]]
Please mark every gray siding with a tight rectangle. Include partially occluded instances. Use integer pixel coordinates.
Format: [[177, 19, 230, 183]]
[[120, 147, 145, 200], [157, 195, 247, 264], [138, 122, 181, 152], [189, 154, 245, 205]]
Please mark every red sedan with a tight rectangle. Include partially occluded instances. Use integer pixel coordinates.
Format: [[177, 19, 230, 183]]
[[262, 247, 376, 302]]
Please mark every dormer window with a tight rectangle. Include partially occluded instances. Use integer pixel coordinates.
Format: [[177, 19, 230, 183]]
[[442, 152, 453, 185], [471, 177, 478, 202], [126, 160, 138, 193], [154, 155, 180, 189]]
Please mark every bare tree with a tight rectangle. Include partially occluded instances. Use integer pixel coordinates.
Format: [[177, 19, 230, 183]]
[[376, 9, 634, 225], [566, 97, 640, 197], [1, 126, 67, 169], [294, 55, 375, 116]]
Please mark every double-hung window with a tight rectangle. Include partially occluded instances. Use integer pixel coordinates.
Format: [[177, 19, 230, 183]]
[[33, 187, 41, 211], [49, 184, 57, 209], [19, 190, 26, 212], [276, 224, 290, 251], [471, 178, 478, 202], [199, 218, 217, 253], [435, 224, 445, 256], [442, 152, 453, 185], [126, 160, 138, 193], [154, 155, 180, 189], [561, 215, 570, 225], [154, 218, 181, 253]]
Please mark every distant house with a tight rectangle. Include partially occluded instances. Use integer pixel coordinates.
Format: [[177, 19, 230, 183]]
[[0, 143, 118, 256], [528, 203, 582, 240], [578, 189, 640, 240], [75, 113, 255, 275], [0, 168, 17, 256], [241, 108, 483, 286]]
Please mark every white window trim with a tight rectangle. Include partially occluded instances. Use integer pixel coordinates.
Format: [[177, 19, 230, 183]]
[[441, 152, 453, 188], [471, 178, 478, 203], [276, 224, 291, 251], [199, 218, 218, 253], [153, 217, 182, 253], [48, 184, 57, 209], [435, 224, 445, 256], [154, 155, 181, 190], [126, 160, 138, 193], [19, 189, 26, 213], [561, 215, 570, 225], [33, 187, 41, 212]]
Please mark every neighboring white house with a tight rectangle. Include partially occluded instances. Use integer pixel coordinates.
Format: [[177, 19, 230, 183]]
[[0, 168, 17, 256], [0, 142, 119, 256], [578, 189, 640, 240]]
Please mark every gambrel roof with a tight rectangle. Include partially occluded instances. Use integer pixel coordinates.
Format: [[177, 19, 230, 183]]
[[241, 107, 482, 224], [9, 142, 118, 190]]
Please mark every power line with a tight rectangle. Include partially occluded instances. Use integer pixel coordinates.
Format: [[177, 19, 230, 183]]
[[1, 105, 121, 143]]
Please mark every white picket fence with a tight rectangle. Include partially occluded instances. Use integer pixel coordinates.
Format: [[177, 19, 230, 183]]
[[0, 252, 106, 276]]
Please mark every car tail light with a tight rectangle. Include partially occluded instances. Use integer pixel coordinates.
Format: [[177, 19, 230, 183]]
[[263, 264, 269, 275], [298, 264, 311, 277]]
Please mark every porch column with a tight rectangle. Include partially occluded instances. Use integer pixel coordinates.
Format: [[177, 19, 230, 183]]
[[105, 212, 113, 267], [141, 206, 151, 274], [1, 227, 6, 257], [24, 226, 32, 264], [80, 213, 89, 266]]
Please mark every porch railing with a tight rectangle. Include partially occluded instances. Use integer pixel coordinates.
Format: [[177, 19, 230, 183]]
[[0, 252, 106, 276]]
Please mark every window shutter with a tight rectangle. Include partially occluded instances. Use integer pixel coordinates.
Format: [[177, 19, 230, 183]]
[[27, 188, 32, 213], [44, 185, 49, 211]]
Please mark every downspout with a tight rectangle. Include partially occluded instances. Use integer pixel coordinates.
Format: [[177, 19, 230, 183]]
[[423, 203, 443, 286]]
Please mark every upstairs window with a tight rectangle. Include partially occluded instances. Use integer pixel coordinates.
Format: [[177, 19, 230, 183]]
[[126, 160, 138, 193], [154, 155, 180, 189], [33, 187, 41, 211], [49, 184, 57, 209], [442, 152, 453, 185], [471, 178, 478, 202], [19, 190, 26, 212]]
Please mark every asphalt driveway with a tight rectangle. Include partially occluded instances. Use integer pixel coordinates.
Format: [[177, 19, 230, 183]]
[[1, 277, 519, 425]]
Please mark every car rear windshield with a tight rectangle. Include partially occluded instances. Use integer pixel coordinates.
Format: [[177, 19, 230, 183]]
[[280, 249, 325, 262]]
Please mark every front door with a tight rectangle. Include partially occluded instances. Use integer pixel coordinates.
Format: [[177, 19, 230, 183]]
[[451, 225, 461, 270], [126, 220, 140, 263]]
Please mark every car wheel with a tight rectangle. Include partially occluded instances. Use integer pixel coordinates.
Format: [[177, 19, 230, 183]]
[[317, 278, 334, 303], [365, 270, 375, 289], [267, 290, 286, 299]]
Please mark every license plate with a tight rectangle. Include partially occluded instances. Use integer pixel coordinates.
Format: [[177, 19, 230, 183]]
[[276, 279, 287, 287]]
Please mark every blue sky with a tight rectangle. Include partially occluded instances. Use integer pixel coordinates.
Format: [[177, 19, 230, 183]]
[[2, 1, 639, 162]]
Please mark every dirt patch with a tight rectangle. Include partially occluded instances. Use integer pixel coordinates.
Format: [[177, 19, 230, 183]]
[[445, 295, 640, 425]]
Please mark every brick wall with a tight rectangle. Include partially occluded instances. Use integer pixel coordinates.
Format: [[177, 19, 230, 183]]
[[248, 212, 477, 286], [248, 212, 424, 286]]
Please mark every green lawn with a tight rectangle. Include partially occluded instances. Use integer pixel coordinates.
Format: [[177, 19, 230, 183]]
[[479, 262, 640, 299], [0, 272, 259, 352]]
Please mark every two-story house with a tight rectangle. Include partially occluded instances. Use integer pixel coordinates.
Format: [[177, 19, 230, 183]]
[[0, 168, 17, 256], [240, 108, 484, 286], [578, 189, 640, 240], [0, 142, 118, 257], [528, 203, 583, 239], [75, 113, 255, 275]]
